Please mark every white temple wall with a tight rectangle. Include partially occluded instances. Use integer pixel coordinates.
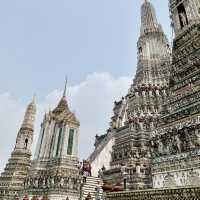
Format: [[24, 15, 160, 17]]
[[91, 137, 115, 177]]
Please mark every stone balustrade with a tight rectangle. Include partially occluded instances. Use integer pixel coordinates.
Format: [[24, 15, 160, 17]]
[[105, 186, 200, 200]]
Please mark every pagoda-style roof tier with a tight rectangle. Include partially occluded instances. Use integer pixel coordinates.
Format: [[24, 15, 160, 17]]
[[47, 96, 80, 126]]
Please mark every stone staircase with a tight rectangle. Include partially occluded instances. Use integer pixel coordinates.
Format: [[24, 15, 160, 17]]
[[81, 176, 103, 200]]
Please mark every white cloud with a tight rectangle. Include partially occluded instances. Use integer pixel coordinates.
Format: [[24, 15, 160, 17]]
[[0, 72, 131, 172]]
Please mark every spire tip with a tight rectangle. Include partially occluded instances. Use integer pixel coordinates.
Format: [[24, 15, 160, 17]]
[[63, 77, 68, 97], [32, 94, 36, 104]]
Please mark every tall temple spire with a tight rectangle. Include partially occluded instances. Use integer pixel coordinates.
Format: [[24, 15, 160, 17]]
[[100, 0, 171, 191], [0, 97, 37, 199], [53, 78, 70, 114], [15, 96, 37, 152], [140, 0, 160, 35], [134, 0, 170, 86], [21, 95, 36, 130]]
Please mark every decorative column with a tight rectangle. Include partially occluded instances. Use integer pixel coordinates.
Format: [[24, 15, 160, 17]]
[[60, 124, 68, 158], [43, 120, 56, 158]]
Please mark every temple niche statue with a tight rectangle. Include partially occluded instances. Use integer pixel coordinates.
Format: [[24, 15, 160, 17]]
[[176, 1, 189, 28], [179, 12, 188, 26], [175, 135, 182, 153], [163, 173, 177, 188], [157, 140, 165, 156]]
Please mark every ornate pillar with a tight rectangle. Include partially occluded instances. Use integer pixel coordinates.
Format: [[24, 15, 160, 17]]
[[40, 121, 50, 159], [52, 124, 59, 158], [60, 124, 67, 158], [43, 120, 56, 158]]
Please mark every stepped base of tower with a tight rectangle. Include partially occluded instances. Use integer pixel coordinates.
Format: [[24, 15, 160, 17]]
[[22, 157, 81, 200], [0, 151, 32, 200], [105, 186, 200, 200], [23, 182, 81, 200], [0, 193, 18, 200], [100, 122, 153, 190], [21, 191, 80, 200], [102, 166, 152, 191], [81, 176, 103, 200], [152, 149, 200, 188]]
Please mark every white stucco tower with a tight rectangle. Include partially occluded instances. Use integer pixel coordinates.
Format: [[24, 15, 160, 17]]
[[101, 0, 171, 190], [24, 82, 81, 200], [0, 97, 36, 200]]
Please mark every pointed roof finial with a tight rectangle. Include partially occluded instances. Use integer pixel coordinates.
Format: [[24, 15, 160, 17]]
[[140, 0, 159, 35], [63, 76, 67, 97], [32, 94, 36, 104], [21, 95, 37, 130]]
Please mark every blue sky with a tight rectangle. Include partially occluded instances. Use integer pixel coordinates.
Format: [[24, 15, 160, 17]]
[[0, 0, 171, 171], [0, 0, 170, 101]]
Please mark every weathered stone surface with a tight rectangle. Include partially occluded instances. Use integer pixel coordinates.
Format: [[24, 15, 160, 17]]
[[105, 187, 200, 200], [101, 0, 171, 190], [0, 97, 36, 200], [151, 0, 200, 189], [23, 86, 81, 200]]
